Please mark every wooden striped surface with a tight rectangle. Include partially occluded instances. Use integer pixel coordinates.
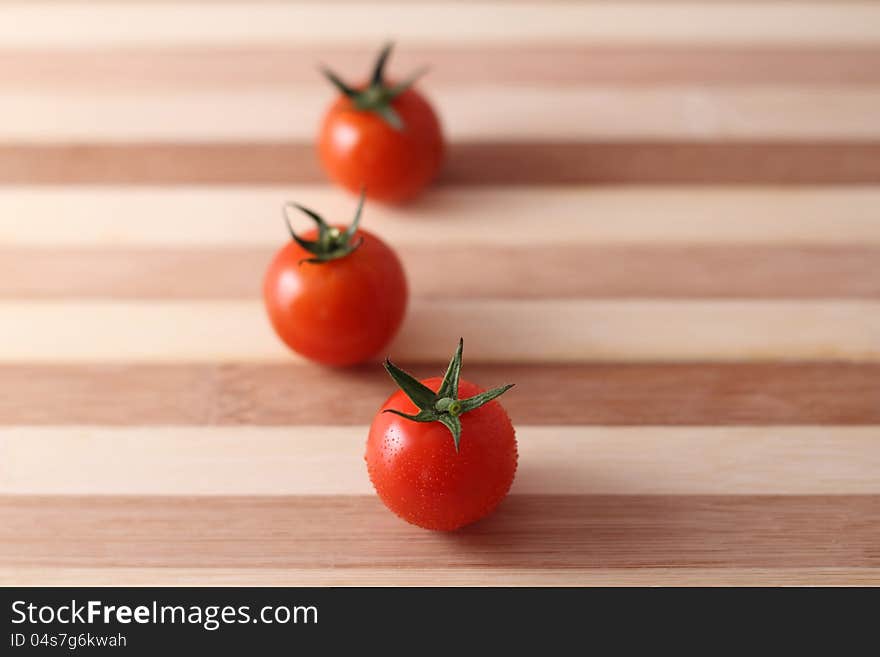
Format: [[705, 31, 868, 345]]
[[4, 4, 880, 48], [7, 86, 880, 140], [2, 363, 879, 426], [2, 1, 879, 586]]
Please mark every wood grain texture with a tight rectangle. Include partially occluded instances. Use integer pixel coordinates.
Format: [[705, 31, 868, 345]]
[[2, 496, 878, 570], [1, 300, 878, 363], [443, 142, 880, 185], [4, 426, 879, 495], [4, 142, 879, 185], [4, 186, 879, 247], [6, 47, 880, 89], [6, 567, 879, 587], [2, 363, 877, 426], [4, 245, 880, 299], [7, 86, 880, 141], [3, 4, 879, 48]]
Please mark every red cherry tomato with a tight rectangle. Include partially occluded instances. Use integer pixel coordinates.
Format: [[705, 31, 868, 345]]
[[263, 199, 407, 366], [319, 88, 443, 204], [366, 345, 517, 530], [317, 44, 444, 204]]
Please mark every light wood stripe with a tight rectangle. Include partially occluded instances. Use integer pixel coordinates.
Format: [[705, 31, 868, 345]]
[[6, 86, 880, 141], [17, 0, 880, 4], [3, 363, 877, 426], [4, 245, 879, 299], [0, 300, 877, 363], [1, 4, 879, 48], [3, 426, 878, 496], [5, 566, 879, 587], [19, 1, 880, 4], [3, 495, 877, 569], [3, 186, 879, 247], [4, 143, 879, 185], [6, 47, 880, 89]]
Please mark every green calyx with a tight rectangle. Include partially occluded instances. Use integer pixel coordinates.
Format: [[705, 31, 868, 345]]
[[282, 190, 366, 265], [321, 42, 428, 131], [382, 338, 514, 452]]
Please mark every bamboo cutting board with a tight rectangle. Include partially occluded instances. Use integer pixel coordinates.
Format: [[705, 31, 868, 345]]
[[1, 1, 879, 586]]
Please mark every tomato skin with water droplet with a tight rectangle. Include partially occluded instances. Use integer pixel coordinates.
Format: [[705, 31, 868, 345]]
[[365, 377, 518, 530]]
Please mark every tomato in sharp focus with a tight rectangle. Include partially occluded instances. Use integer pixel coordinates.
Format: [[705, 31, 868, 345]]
[[263, 193, 407, 366], [366, 340, 517, 530], [318, 43, 444, 204]]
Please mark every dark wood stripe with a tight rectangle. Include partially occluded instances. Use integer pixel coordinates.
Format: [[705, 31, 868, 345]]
[[3, 246, 879, 300], [2, 142, 878, 185], [445, 142, 880, 185], [0, 143, 326, 185], [4, 47, 880, 88], [2, 495, 877, 569], [2, 363, 877, 426]]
